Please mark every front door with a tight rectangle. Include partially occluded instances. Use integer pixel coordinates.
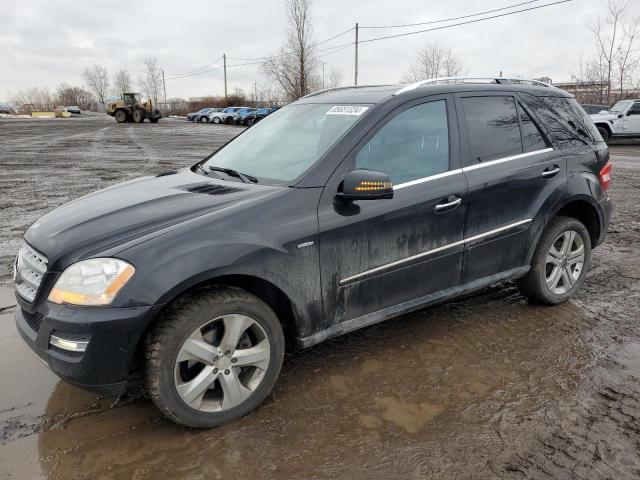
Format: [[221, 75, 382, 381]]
[[317, 95, 468, 327], [623, 101, 640, 134]]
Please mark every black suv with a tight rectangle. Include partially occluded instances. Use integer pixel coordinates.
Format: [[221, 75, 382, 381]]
[[14, 78, 612, 427]]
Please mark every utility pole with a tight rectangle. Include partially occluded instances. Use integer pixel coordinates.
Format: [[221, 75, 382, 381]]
[[162, 69, 167, 104], [321, 62, 326, 89], [223, 53, 228, 100], [354, 23, 359, 86]]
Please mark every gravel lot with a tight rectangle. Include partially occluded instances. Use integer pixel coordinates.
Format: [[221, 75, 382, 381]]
[[0, 115, 639, 479]]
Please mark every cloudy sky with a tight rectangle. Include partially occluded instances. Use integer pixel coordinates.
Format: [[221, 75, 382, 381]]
[[0, 0, 613, 101]]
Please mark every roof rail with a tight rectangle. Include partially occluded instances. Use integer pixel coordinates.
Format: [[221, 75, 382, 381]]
[[394, 77, 554, 95], [301, 84, 394, 99]]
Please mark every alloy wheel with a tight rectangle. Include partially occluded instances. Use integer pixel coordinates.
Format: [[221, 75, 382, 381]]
[[173, 314, 270, 412], [545, 230, 585, 295]]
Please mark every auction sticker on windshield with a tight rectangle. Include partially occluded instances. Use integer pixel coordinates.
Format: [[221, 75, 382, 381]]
[[326, 105, 369, 116]]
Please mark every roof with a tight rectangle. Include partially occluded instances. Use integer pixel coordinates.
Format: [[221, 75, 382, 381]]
[[296, 79, 571, 105]]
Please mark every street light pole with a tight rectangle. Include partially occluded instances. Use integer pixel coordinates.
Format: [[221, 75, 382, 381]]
[[223, 53, 228, 100]]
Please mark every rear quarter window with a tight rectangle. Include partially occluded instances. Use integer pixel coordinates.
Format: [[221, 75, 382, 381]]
[[520, 94, 603, 145]]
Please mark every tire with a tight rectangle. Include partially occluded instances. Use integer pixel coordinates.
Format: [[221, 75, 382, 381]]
[[247, 118, 255, 126], [133, 109, 145, 123], [597, 126, 610, 141], [115, 110, 128, 123], [145, 286, 285, 428], [201, 117, 209, 123], [212, 116, 221, 124], [225, 117, 233, 124], [516, 216, 591, 305]]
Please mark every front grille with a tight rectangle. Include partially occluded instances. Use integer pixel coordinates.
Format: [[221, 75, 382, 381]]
[[22, 308, 44, 332], [15, 243, 48, 302]]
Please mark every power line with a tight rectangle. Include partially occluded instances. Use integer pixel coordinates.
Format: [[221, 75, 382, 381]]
[[166, 56, 223, 77], [165, 0, 573, 81], [359, 0, 544, 29], [357, 0, 573, 44]]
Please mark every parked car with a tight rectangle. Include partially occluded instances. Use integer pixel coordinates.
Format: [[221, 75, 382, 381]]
[[0, 104, 15, 114], [209, 107, 246, 124], [187, 108, 213, 122], [65, 106, 81, 114], [233, 108, 259, 125], [243, 107, 279, 126], [15, 78, 612, 428], [590, 99, 640, 140], [580, 104, 609, 115]]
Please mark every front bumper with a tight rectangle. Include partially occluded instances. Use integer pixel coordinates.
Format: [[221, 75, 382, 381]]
[[15, 297, 161, 396]]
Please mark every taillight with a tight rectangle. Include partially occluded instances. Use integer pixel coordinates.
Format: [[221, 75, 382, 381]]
[[599, 161, 612, 191]]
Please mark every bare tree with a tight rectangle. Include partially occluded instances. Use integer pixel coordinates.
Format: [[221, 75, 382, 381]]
[[83, 64, 110, 105], [139, 57, 164, 106], [55, 83, 95, 110], [401, 42, 464, 83], [11, 87, 55, 111], [112, 69, 132, 95], [263, 0, 319, 101], [324, 67, 344, 89], [590, 0, 640, 101]]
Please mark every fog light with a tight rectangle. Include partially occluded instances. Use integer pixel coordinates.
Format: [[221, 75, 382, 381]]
[[49, 333, 89, 353]]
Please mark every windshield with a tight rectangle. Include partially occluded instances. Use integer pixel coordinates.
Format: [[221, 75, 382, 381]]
[[200, 103, 370, 185], [610, 101, 631, 113]]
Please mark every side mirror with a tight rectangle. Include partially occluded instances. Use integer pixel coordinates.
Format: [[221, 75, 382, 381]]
[[336, 169, 394, 201], [619, 113, 625, 118]]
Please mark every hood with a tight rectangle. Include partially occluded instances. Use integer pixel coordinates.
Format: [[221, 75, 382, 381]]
[[25, 169, 282, 270], [590, 112, 619, 122]]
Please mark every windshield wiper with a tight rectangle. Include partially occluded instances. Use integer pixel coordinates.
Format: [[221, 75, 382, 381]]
[[207, 166, 258, 183]]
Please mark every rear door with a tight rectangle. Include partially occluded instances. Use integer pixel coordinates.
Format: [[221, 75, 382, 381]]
[[455, 92, 566, 283], [317, 95, 468, 324]]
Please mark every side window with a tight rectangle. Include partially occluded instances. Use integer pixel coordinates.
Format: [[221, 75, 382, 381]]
[[461, 96, 522, 162], [628, 103, 640, 115], [355, 100, 449, 185], [521, 94, 601, 145], [517, 102, 548, 152]]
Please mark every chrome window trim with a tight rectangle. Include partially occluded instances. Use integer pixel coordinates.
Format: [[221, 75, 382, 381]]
[[392, 148, 552, 191], [339, 218, 532, 286], [394, 169, 463, 190], [462, 148, 553, 172]]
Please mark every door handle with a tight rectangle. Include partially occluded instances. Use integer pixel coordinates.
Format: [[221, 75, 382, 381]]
[[435, 195, 462, 212], [542, 165, 560, 178]]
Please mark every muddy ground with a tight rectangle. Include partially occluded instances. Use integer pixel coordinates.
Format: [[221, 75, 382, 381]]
[[0, 116, 639, 479]]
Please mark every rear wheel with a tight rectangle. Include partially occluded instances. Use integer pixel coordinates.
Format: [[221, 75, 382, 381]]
[[133, 109, 145, 123], [115, 110, 128, 123], [517, 216, 591, 304], [597, 126, 610, 141], [145, 287, 285, 428], [201, 116, 209, 123]]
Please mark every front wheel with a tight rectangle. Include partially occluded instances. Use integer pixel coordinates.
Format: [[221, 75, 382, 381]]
[[115, 110, 127, 123], [133, 109, 145, 123], [145, 287, 285, 428], [212, 116, 221, 124], [597, 126, 610, 141], [516, 216, 591, 304]]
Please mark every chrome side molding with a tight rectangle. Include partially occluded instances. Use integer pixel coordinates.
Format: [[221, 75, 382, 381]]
[[339, 219, 532, 286]]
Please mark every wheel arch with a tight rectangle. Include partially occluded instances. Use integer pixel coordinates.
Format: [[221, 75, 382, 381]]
[[593, 121, 613, 135], [129, 273, 301, 377], [526, 196, 603, 265]]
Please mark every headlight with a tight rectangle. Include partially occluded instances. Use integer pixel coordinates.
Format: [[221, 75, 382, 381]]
[[48, 258, 135, 306]]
